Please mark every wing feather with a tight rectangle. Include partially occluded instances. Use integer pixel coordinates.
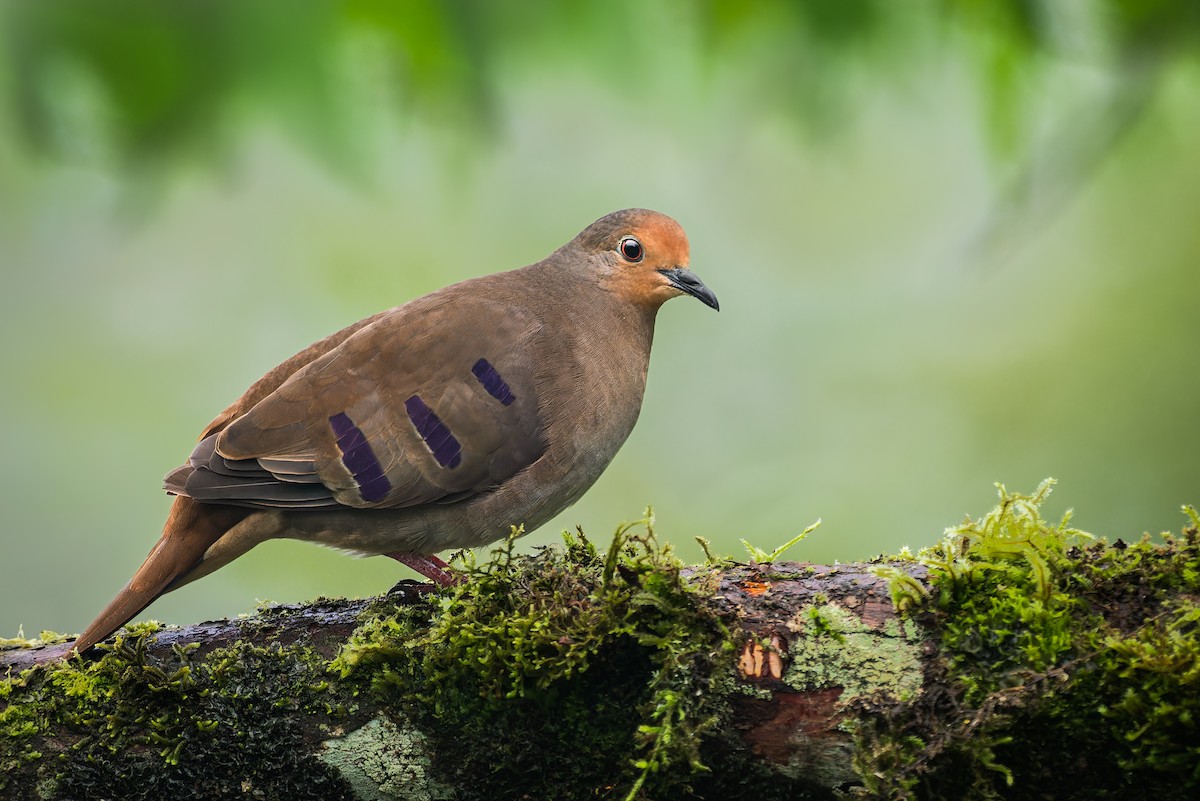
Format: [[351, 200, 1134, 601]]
[[166, 290, 548, 512]]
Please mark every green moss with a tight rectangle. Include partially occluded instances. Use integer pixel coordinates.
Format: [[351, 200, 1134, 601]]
[[3, 515, 811, 800], [862, 481, 1200, 800], [0, 628, 70, 649], [10, 491, 1193, 799], [740, 519, 822, 563], [1, 630, 356, 800], [334, 514, 736, 801]]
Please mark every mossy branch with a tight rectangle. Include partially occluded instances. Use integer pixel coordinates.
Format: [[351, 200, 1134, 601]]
[[3, 488, 1198, 801]]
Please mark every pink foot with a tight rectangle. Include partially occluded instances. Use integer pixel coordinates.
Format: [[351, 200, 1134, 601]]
[[384, 551, 459, 586]]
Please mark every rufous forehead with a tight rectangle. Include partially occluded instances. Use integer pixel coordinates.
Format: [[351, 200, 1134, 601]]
[[627, 216, 690, 266]]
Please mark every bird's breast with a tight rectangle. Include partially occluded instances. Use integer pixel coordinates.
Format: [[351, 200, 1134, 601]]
[[540, 312, 653, 477]]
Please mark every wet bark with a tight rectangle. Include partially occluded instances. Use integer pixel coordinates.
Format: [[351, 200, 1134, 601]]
[[2, 564, 922, 799], [4, 551, 1195, 801]]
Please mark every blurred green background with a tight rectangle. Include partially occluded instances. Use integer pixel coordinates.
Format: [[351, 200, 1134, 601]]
[[2, 0, 1198, 638]]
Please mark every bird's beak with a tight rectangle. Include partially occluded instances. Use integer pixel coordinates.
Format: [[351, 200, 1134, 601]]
[[658, 268, 720, 311]]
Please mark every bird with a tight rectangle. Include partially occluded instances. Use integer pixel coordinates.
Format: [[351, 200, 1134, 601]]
[[71, 208, 718, 655]]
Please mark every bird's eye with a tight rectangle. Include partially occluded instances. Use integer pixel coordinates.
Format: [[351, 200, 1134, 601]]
[[618, 236, 644, 262]]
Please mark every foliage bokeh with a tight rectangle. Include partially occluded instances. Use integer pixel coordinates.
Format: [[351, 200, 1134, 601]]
[[1, 0, 1198, 638]]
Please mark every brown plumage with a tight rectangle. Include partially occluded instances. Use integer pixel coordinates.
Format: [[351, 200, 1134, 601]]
[[73, 208, 718, 655]]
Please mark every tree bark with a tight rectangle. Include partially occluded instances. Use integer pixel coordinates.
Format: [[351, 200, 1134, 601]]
[[3, 539, 1197, 801], [3, 564, 920, 800]]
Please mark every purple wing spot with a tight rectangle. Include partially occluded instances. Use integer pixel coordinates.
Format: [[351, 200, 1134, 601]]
[[471, 358, 516, 406], [329, 412, 392, 502], [405, 395, 462, 469]]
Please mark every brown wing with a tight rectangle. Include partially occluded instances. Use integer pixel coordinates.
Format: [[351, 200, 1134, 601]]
[[167, 293, 548, 510]]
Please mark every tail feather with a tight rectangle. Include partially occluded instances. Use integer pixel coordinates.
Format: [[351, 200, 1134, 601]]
[[73, 497, 247, 654]]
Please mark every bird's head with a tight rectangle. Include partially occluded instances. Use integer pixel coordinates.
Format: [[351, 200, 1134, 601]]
[[573, 208, 719, 312]]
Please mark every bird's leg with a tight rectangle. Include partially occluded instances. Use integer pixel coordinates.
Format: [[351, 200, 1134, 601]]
[[384, 551, 459, 586]]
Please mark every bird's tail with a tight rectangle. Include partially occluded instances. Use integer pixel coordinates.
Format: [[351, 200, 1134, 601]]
[[72, 497, 247, 655]]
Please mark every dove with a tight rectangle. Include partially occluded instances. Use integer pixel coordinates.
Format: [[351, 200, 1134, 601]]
[[72, 208, 718, 654]]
